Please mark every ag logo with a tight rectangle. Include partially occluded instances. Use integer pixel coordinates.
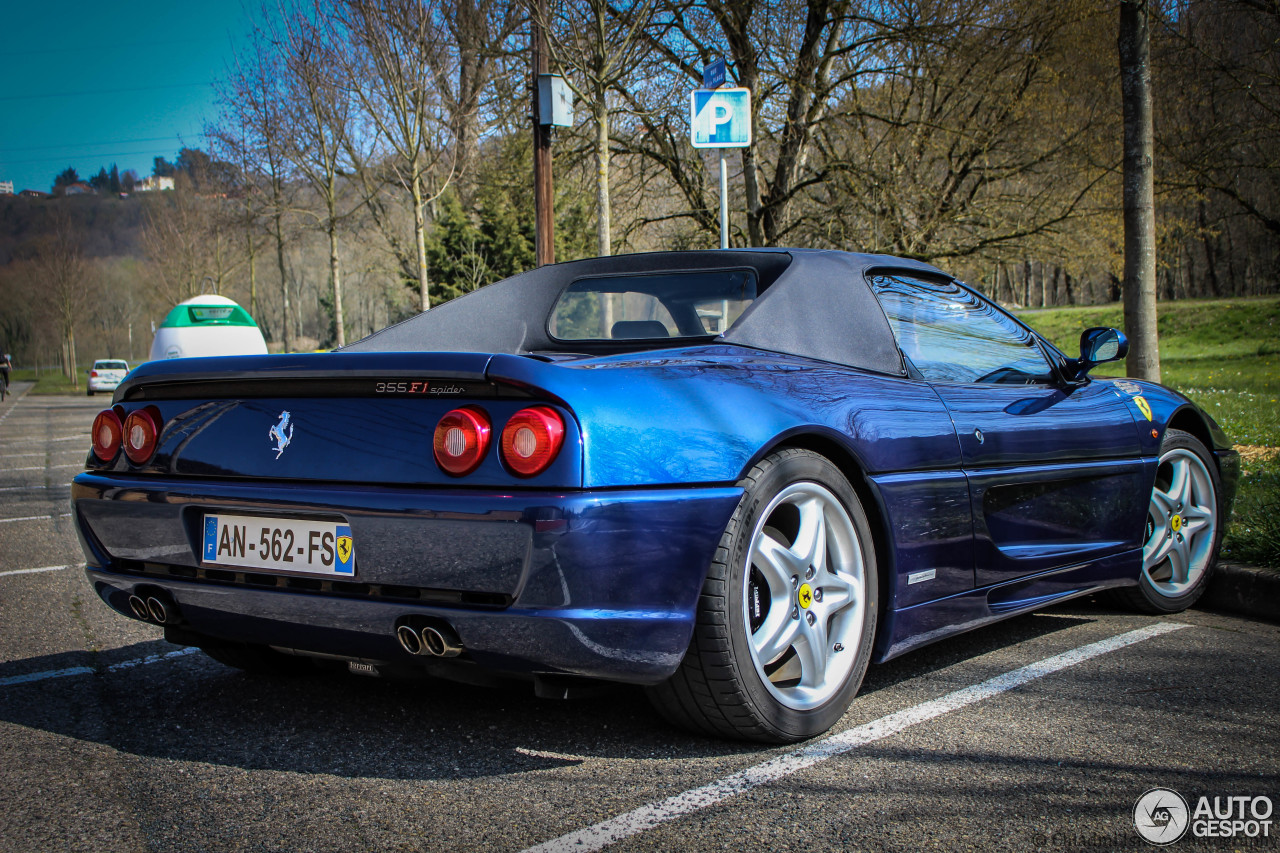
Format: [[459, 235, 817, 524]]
[[1135, 788, 1190, 845]]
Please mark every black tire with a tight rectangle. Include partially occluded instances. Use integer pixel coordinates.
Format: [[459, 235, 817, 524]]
[[200, 641, 316, 675], [85, 388, 93, 396], [646, 448, 878, 743], [1112, 428, 1224, 613]]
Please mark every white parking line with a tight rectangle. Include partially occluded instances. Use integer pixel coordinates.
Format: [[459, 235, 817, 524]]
[[522, 621, 1190, 853], [3, 451, 85, 460], [0, 387, 29, 425], [3, 464, 82, 472], [515, 747, 590, 763], [0, 513, 72, 524], [0, 434, 87, 447], [0, 564, 77, 578], [0, 647, 200, 688]]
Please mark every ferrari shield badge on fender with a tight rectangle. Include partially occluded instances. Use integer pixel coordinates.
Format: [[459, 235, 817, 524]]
[[1133, 396, 1153, 421], [269, 411, 294, 459]]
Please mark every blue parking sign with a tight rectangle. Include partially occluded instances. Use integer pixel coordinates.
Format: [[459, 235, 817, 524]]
[[690, 88, 752, 148]]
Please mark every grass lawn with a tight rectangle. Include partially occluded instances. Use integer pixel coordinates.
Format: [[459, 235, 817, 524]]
[[8, 368, 95, 396], [1019, 296, 1280, 567]]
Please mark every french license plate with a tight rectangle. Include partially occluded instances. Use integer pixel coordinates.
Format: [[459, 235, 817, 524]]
[[202, 514, 355, 576]]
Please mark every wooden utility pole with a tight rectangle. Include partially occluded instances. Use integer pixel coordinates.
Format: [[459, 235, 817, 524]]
[[1119, 0, 1161, 381], [531, 0, 554, 266]]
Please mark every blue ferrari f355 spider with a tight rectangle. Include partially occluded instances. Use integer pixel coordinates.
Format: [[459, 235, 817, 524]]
[[73, 250, 1238, 742]]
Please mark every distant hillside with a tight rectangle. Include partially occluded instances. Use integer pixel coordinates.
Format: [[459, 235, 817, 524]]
[[0, 194, 154, 264]]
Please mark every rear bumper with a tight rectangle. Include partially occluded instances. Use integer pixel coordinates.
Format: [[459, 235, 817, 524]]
[[72, 473, 742, 683]]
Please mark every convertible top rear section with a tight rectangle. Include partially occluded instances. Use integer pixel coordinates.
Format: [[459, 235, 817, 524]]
[[342, 249, 941, 375]]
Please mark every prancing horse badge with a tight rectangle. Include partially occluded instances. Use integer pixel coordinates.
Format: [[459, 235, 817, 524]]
[[269, 411, 294, 459]]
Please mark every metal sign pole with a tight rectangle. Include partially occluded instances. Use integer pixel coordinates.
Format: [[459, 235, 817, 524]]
[[691, 82, 750, 251], [719, 152, 729, 249], [531, 0, 554, 267]]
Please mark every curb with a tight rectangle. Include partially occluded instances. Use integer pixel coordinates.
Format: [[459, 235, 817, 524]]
[[1198, 562, 1280, 623]]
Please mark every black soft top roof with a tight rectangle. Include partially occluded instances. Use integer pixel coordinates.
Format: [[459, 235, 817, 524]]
[[342, 249, 948, 375]]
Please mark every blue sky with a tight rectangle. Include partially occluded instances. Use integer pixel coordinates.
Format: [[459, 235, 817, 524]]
[[0, 1, 265, 193]]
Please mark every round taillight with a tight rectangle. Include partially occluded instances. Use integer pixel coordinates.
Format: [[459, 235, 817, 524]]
[[122, 407, 162, 464], [433, 406, 491, 476], [500, 406, 565, 478], [91, 410, 123, 461]]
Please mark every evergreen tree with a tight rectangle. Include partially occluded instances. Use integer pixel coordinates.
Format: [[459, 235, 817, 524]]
[[108, 164, 121, 194], [52, 166, 80, 193]]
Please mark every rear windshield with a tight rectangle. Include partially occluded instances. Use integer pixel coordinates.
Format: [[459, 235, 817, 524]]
[[549, 269, 758, 341], [96, 361, 129, 370]]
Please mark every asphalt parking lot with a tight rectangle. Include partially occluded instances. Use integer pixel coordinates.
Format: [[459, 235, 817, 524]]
[[1, 389, 1276, 853]]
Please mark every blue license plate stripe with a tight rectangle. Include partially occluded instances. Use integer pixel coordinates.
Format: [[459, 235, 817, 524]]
[[203, 516, 219, 561]]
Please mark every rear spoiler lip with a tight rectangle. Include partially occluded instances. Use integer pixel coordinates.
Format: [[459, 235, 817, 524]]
[[114, 351, 497, 402], [482, 353, 586, 409]]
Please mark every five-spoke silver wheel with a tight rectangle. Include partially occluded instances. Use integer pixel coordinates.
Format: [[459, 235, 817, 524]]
[[745, 482, 868, 711], [1142, 445, 1218, 597], [647, 448, 877, 742], [1114, 428, 1224, 613]]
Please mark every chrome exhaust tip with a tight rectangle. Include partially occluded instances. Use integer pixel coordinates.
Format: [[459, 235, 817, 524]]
[[396, 625, 424, 655], [420, 625, 462, 658], [127, 595, 150, 620], [145, 596, 170, 624]]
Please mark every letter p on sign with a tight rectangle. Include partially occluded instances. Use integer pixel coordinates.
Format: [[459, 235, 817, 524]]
[[690, 88, 752, 148]]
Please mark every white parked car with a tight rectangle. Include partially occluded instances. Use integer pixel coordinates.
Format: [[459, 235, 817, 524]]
[[87, 360, 129, 396]]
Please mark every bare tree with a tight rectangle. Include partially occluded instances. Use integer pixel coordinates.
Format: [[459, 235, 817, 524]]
[[333, 0, 460, 311], [1159, 0, 1280, 238], [611, 0, 876, 246], [207, 120, 271, 320], [217, 36, 299, 352], [33, 213, 92, 385], [545, 0, 657, 256], [141, 193, 210, 305], [812, 3, 1114, 261], [1120, 0, 1160, 380], [443, 0, 524, 193], [279, 3, 363, 346]]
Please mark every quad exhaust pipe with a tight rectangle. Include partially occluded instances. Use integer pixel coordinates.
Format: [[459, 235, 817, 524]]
[[146, 596, 171, 624], [396, 622, 463, 658], [421, 626, 462, 657], [396, 625, 423, 655], [127, 591, 178, 625]]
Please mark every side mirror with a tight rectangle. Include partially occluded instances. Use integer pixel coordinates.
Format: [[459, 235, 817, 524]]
[[1075, 327, 1128, 378]]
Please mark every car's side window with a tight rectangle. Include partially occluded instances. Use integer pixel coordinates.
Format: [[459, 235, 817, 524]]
[[869, 273, 1054, 385]]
